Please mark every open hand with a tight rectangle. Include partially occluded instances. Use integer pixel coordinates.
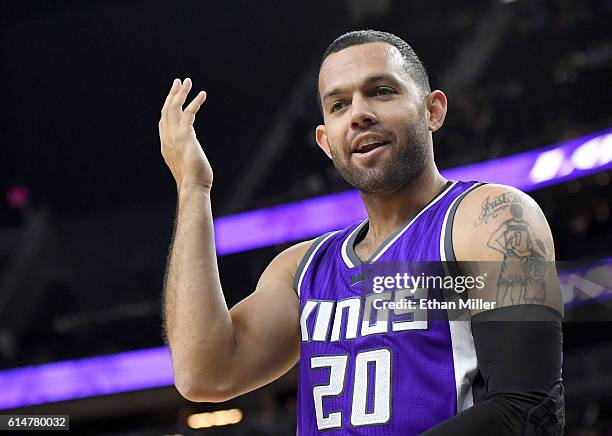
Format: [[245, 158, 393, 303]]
[[159, 78, 212, 192]]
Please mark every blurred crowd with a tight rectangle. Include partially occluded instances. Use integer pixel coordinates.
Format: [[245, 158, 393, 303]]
[[250, 0, 612, 204], [1, 1, 611, 434]]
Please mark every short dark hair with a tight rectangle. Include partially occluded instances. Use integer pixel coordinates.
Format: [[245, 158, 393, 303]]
[[318, 30, 431, 111]]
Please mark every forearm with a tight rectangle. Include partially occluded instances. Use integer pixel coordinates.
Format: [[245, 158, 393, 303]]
[[163, 185, 236, 396]]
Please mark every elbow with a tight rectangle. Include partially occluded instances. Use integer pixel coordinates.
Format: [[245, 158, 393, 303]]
[[170, 345, 241, 403], [177, 384, 235, 404], [175, 375, 238, 403]]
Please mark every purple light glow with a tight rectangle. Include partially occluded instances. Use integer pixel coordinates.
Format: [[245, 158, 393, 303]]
[[559, 258, 612, 310], [0, 348, 173, 410], [214, 128, 612, 255], [6, 185, 30, 209], [1, 260, 610, 409], [1, 129, 610, 409], [215, 190, 366, 255]]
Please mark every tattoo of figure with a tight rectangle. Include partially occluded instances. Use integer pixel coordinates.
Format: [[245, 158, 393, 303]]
[[487, 202, 549, 306], [474, 192, 515, 226]]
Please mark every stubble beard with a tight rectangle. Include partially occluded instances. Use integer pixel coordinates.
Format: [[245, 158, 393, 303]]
[[330, 118, 430, 195]]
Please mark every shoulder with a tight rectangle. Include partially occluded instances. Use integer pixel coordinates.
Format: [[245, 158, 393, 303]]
[[452, 183, 555, 261], [269, 239, 317, 279], [250, 238, 317, 301], [451, 183, 563, 314], [262, 227, 348, 289]]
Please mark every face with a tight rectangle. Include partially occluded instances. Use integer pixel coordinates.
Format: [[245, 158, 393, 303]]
[[316, 42, 446, 194]]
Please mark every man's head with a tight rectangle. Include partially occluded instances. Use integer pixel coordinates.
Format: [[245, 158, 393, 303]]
[[315, 30, 447, 194], [318, 30, 431, 107]]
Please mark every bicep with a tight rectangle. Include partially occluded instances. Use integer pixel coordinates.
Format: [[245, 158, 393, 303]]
[[223, 241, 311, 397], [229, 278, 300, 384], [428, 186, 566, 434], [453, 185, 563, 316]]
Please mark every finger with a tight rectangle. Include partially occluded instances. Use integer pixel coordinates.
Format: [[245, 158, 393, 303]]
[[169, 78, 192, 122], [159, 80, 179, 143], [158, 118, 165, 143], [161, 78, 180, 120], [181, 91, 207, 126], [168, 78, 190, 127]]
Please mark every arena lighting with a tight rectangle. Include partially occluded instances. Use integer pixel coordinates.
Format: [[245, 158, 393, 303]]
[[0, 261, 609, 410], [0, 132, 610, 409], [0, 348, 174, 410], [187, 409, 243, 429], [6, 185, 30, 209], [214, 128, 612, 255], [559, 259, 612, 306]]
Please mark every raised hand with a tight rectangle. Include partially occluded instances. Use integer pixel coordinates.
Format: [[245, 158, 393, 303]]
[[159, 78, 212, 192]]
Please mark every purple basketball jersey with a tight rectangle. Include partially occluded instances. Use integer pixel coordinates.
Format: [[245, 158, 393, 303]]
[[295, 181, 483, 435]]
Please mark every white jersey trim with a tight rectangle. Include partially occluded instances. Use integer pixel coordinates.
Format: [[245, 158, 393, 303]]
[[340, 220, 368, 269], [340, 181, 458, 269], [296, 231, 340, 297], [440, 183, 480, 413], [370, 181, 457, 263]]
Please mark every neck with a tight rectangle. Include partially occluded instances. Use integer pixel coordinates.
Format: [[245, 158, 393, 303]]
[[359, 164, 447, 242]]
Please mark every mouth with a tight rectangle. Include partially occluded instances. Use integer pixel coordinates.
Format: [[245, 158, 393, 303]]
[[352, 141, 389, 154], [351, 140, 390, 163]]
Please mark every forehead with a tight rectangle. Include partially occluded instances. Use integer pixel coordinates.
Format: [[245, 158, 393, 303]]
[[319, 42, 409, 95]]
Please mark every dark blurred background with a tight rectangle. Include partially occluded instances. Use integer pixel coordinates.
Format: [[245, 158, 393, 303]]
[[1, 0, 611, 434]]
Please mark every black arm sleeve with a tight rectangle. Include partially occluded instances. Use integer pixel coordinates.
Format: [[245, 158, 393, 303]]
[[422, 304, 565, 436]]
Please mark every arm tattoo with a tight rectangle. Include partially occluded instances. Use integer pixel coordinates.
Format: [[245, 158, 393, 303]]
[[486, 201, 550, 306], [474, 192, 515, 226]]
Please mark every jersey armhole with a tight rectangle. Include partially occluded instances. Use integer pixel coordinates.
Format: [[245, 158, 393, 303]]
[[440, 182, 487, 413], [441, 182, 486, 266], [292, 231, 337, 297]]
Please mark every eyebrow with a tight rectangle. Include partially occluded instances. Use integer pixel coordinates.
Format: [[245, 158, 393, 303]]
[[322, 73, 401, 103]]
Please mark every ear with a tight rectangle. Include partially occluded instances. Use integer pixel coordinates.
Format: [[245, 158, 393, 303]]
[[426, 90, 447, 132], [315, 125, 332, 159]]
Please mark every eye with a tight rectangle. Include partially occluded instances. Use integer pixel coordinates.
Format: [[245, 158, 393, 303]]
[[330, 101, 347, 113], [376, 87, 395, 96]]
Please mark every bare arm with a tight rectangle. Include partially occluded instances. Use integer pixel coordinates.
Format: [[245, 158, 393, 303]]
[[486, 223, 507, 256], [164, 194, 309, 401], [453, 183, 563, 313], [159, 78, 310, 402], [423, 184, 564, 434]]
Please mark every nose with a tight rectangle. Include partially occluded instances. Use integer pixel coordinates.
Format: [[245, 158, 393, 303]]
[[350, 94, 377, 130]]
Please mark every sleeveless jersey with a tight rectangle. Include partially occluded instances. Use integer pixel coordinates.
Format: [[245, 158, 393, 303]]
[[294, 180, 484, 435]]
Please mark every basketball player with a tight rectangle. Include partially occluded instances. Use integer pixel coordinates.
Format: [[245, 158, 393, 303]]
[[159, 30, 564, 435]]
